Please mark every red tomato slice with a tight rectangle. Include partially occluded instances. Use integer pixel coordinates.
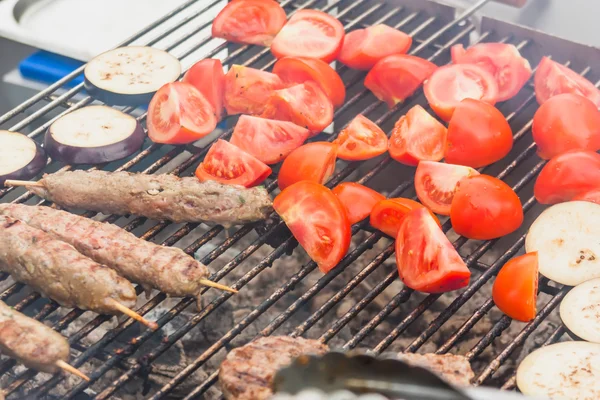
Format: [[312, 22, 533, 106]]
[[182, 59, 226, 120], [271, 9, 344, 63], [446, 99, 513, 168], [388, 105, 447, 166], [212, 0, 287, 46], [573, 189, 600, 205], [195, 139, 271, 187], [534, 150, 600, 204], [261, 81, 334, 135], [492, 252, 538, 322], [424, 64, 499, 122], [414, 161, 480, 216], [338, 24, 412, 70], [451, 43, 532, 102], [272, 56, 345, 108], [396, 208, 471, 293], [332, 182, 385, 225], [334, 114, 388, 161], [148, 82, 217, 145], [230, 115, 310, 164], [274, 181, 351, 273], [365, 54, 437, 108], [450, 174, 523, 240], [370, 198, 441, 238], [278, 141, 337, 190], [224, 65, 284, 115], [534, 56, 600, 107], [532, 93, 600, 160]]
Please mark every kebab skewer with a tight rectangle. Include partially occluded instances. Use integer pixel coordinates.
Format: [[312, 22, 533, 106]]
[[0, 216, 157, 330], [0, 300, 89, 381]]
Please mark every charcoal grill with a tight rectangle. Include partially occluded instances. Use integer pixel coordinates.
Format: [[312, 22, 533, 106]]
[[0, 0, 599, 398]]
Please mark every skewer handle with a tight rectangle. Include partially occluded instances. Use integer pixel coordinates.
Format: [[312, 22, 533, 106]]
[[107, 299, 159, 330], [199, 279, 238, 293], [55, 360, 90, 382], [3, 179, 44, 188]]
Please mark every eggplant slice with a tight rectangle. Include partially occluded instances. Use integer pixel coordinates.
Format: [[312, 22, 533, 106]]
[[84, 46, 181, 106], [0, 130, 47, 185], [560, 278, 600, 343], [45, 106, 145, 165]]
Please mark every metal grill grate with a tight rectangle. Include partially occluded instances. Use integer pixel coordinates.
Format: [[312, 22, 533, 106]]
[[0, 0, 598, 398]]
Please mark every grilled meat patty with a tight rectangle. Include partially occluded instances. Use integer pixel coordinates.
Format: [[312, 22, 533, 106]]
[[0, 204, 210, 302], [27, 170, 273, 225], [0, 300, 70, 373], [0, 216, 137, 314], [219, 336, 329, 400], [396, 353, 474, 386]]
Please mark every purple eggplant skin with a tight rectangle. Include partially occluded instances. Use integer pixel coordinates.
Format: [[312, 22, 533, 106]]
[[0, 140, 47, 186], [84, 79, 156, 107], [44, 120, 145, 165]]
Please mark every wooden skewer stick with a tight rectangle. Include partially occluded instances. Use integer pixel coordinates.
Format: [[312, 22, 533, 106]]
[[55, 360, 90, 382], [200, 279, 238, 293], [3, 179, 44, 188], [107, 299, 159, 331]]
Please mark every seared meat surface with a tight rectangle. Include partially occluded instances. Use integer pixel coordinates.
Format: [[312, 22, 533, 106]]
[[219, 336, 329, 400], [0, 216, 137, 314], [28, 170, 273, 224], [0, 300, 69, 373], [396, 353, 474, 386]]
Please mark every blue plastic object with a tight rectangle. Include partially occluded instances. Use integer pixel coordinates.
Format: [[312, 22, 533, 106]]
[[18, 50, 84, 87]]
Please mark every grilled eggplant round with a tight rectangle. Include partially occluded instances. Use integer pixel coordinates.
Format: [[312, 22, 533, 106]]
[[0, 130, 47, 185]]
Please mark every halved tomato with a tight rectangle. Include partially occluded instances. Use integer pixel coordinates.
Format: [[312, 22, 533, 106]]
[[261, 81, 334, 134], [534, 57, 600, 107], [364, 54, 437, 108], [271, 9, 344, 63], [414, 161, 480, 216], [212, 0, 287, 46], [147, 82, 217, 145], [195, 139, 271, 187], [424, 64, 499, 122], [493, 252, 538, 322], [278, 141, 337, 190], [224, 65, 284, 115], [450, 174, 523, 240], [532, 93, 600, 160], [388, 105, 447, 166], [370, 198, 441, 238], [182, 59, 226, 120], [573, 189, 600, 205], [338, 24, 412, 70], [332, 182, 385, 225], [451, 43, 532, 102], [534, 150, 600, 204], [446, 99, 513, 168], [272, 56, 345, 108], [395, 208, 471, 293], [229, 115, 310, 164], [274, 181, 351, 273], [334, 114, 388, 161]]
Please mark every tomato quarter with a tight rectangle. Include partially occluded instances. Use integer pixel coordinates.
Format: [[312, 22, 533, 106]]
[[195, 139, 271, 187], [147, 82, 217, 145], [534, 150, 600, 204], [274, 181, 351, 273], [338, 24, 412, 70], [272, 56, 345, 108], [493, 252, 538, 322], [450, 174, 523, 240], [388, 105, 447, 166], [332, 182, 385, 225], [451, 43, 532, 102], [446, 99, 513, 168], [395, 208, 470, 293], [278, 141, 337, 190], [334, 114, 388, 161], [271, 9, 344, 63], [414, 161, 479, 216], [532, 93, 600, 159], [224, 65, 284, 115], [573, 189, 600, 205], [182, 58, 226, 120], [212, 0, 287, 46], [230, 115, 310, 164], [424, 64, 499, 122], [370, 198, 440, 238], [365, 54, 437, 108]]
